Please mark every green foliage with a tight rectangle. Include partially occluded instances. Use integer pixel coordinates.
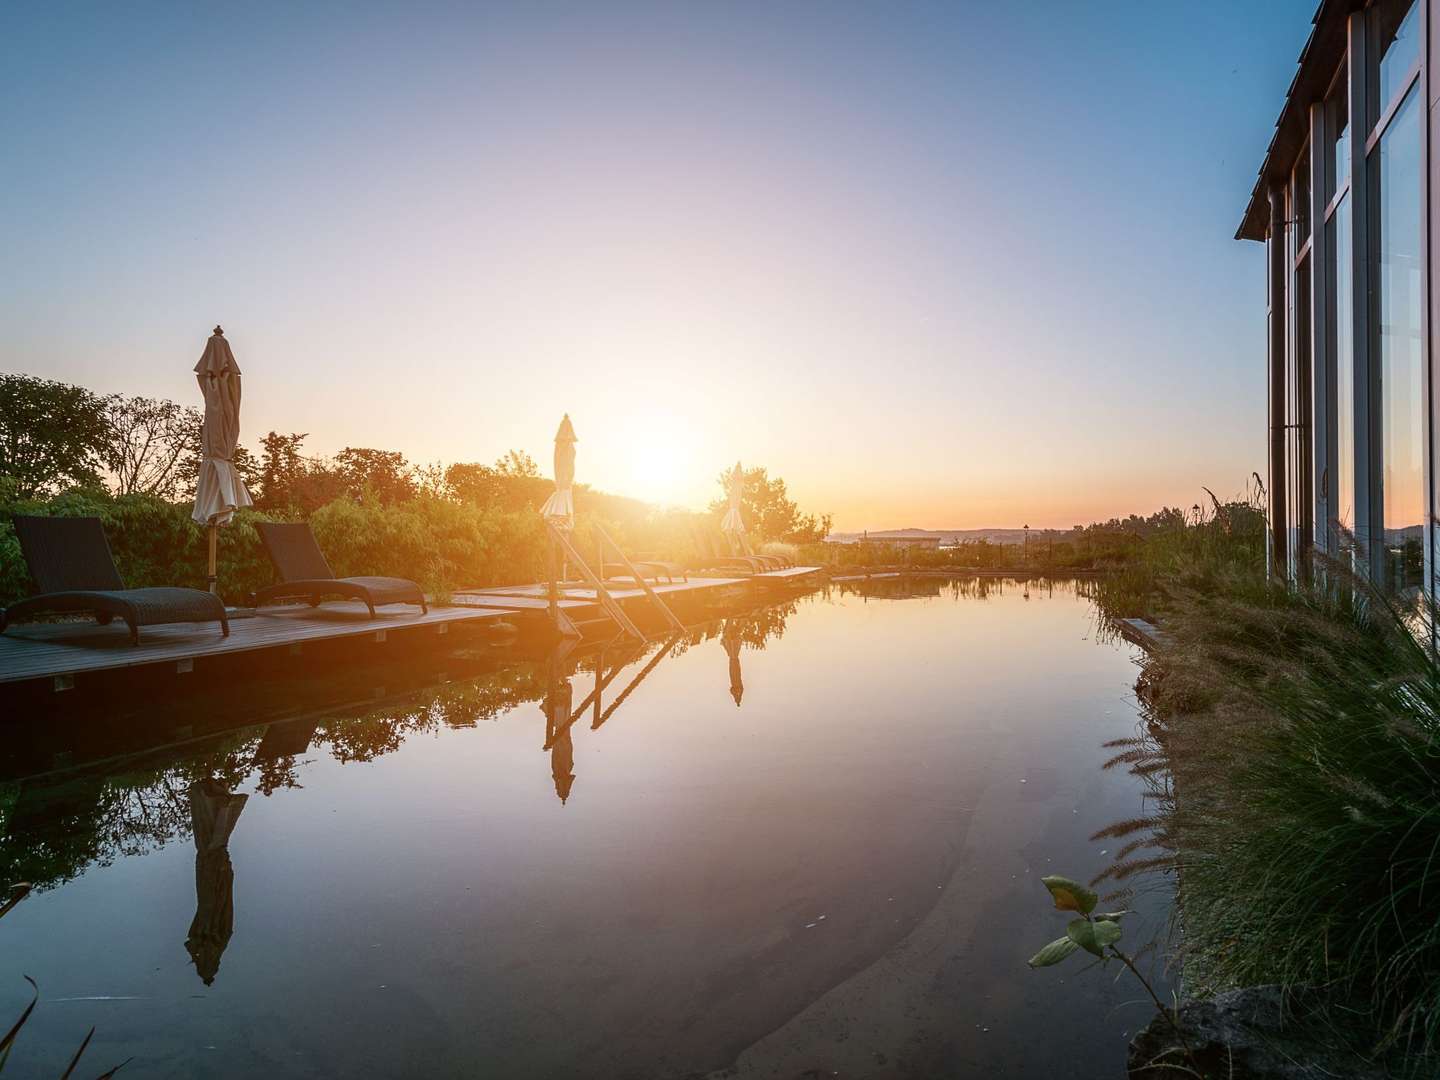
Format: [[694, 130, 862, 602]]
[[0, 375, 109, 497], [1110, 558, 1440, 1063], [708, 465, 830, 544], [0, 376, 830, 606], [1028, 876, 1193, 1065], [1040, 875, 1097, 914]]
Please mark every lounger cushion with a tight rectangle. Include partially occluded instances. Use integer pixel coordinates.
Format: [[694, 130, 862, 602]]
[[255, 577, 425, 607], [3, 587, 226, 627]]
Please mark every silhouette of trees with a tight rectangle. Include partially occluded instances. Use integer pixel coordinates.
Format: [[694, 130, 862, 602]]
[[102, 394, 202, 498], [0, 374, 109, 497]]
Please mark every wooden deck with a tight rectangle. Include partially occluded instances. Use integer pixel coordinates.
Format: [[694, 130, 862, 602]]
[[0, 568, 827, 691], [1116, 617, 1168, 652], [455, 576, 748, 604], [0, 602, 514, 686], [753, 566, 823, 584]]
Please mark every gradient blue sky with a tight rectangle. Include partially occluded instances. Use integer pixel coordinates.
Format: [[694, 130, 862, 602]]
[[1, 1, 1316, 529]]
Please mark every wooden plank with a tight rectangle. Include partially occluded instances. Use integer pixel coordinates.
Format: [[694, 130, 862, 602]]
[[0, 602, 512, 685], [465, 577, 744, 602], [1117, 618, 1169, 652], [449, 593, 592, 610], [753, 566, 823, 581]]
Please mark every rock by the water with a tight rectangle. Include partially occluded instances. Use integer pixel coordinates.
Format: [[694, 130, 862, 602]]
[[1128, 986, 1392, 1079]]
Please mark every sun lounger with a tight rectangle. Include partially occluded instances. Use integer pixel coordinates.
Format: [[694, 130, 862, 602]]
[[252, 522, 427, 616], [0, 515, 228, 644], [687, 523, 767, 574]]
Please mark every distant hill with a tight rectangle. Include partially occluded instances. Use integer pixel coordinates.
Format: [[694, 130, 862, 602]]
[[827, 527, 1073, 546]]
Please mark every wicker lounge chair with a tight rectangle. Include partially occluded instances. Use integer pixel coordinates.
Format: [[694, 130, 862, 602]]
[[0, 515, 229, 644], [252, 522, 427, 616], [687, 523, 766, 575], [699, 522, 788, 571]]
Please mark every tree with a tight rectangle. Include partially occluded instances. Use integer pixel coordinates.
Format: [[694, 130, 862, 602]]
[[0, 374, 109, 497], [446, 451, 550, 512], [334, 447, 416, 504], [255, 432, 309, 511], [102, 394, 202, 498], [708, 465, 831, 543]]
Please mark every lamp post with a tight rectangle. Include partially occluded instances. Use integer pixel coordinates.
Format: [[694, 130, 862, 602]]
[[1023, 523, 1030, 565]]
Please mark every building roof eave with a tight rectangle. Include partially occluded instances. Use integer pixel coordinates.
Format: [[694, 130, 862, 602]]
[[1236, 0, 1356, 242]]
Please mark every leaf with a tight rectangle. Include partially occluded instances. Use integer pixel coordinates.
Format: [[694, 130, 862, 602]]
[[0, 975, 39, 1062], [1067, 918, 1123, 957], [1041, 875, 1097, 915], [0, 883, 31, 922], [1027, 936, 1080, 968], [58, 1026, 93, 1080]]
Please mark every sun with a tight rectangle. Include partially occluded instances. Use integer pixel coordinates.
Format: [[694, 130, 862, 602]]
[[615, 415, 704, 508]]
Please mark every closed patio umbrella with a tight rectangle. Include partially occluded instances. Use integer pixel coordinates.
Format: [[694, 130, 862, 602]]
[[540, 414, 577, 529], [721, 461, 747, 548], [192, 326, 253, 593]]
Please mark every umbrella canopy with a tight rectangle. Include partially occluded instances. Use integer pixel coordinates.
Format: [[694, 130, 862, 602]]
[[540, 414, 578, 529], [720, 461, 746, 536], [191, 326, 253, 526]]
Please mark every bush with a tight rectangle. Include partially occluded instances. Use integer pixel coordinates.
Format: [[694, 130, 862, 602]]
[[0, 486, 719, 607]]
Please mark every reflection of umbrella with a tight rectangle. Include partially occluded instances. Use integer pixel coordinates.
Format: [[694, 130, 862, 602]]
[[721, 461, 745, 538], [192, 327, 253, 593], [540, 414, 578, 530], [722, 622, 744, 707], [542, 673, 576, 804], [185, 778, 248, 986]]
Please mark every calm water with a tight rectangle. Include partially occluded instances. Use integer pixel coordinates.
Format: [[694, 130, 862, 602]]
[[0, 578, 1170, 1078]]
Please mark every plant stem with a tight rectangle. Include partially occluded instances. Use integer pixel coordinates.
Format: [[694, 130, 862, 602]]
[[1108, 945, 1199, 1069]]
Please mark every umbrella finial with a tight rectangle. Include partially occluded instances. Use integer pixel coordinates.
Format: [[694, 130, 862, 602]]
[[212, 325, 224, 337]]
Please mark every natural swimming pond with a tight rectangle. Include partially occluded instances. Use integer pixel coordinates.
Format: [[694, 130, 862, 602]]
[[0, 578, 1171, 1078]]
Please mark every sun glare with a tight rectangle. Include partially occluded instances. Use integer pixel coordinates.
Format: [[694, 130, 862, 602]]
[[610, 415, 704, 508]]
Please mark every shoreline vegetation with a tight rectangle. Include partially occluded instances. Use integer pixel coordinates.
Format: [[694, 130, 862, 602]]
[[1087, 494, 1440, 1076]]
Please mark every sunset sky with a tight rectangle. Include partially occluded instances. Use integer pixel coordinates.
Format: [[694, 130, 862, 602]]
[[2, 1, 1315, 531]]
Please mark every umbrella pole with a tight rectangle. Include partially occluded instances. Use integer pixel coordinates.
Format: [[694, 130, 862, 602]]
[[207, 523, 218, 595], [547, 527, 559, 627]]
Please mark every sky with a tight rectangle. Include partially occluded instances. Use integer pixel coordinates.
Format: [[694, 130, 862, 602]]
[[0, 1, 1317, 531]]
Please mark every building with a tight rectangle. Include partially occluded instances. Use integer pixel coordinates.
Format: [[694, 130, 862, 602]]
[[1241, 0, 1429, 595], [858, 531, 943, 551]]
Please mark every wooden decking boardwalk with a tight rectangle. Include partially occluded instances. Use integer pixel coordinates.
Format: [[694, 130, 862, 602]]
[[1117, 617, 1168, 652], [0, 602, 514, 685], [753, 566, 822, 583], [0, 568, 827, 690], [456, 576, 748, 604]]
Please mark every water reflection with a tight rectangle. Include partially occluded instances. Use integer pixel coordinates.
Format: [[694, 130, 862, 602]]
[[185, 778, 247, 985], [723, 621, 744, 706], [0, 600, 802, 899], [0, 579, 1167, 1077]]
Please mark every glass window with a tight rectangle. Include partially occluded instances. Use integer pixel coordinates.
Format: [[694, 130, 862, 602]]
[[1325, 65, 1348, 202], [1332, 192, 1354, 541], [1288, 254, 1313, 577], [1374, 84, 1423, 595], [1373, 0, 1420, 124], [1293, 145, 1311, 246]]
